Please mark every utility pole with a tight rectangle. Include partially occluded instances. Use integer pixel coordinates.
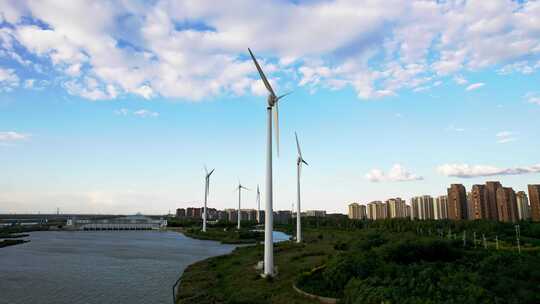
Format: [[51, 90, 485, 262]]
[[462, 230, 466, 247], [473, 231, 477, 248], [482, 234, 487, 249], [496, 235, 499, 250]]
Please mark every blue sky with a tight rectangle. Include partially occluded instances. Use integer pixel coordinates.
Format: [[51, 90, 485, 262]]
[[0, 0, 539, 214]]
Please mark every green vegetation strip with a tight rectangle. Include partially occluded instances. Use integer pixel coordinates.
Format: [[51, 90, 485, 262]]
[[182, 227, 264, 244], [176, 218, 540, 304]]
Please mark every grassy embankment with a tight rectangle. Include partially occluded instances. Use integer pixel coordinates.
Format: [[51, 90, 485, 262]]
[[177, 227, 334, 304], [168, 218, 267, 244], [175, 218, 540, 304], [182, 227, 264, 244]]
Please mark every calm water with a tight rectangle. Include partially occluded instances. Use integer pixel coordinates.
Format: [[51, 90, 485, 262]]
[[0, 231, 237, 304]]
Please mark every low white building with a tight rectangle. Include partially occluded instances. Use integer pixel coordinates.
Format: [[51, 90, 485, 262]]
[[69, 214, 167, 231]]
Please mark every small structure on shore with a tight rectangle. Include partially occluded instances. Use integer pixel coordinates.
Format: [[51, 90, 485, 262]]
[[67, 214, 167, 231]]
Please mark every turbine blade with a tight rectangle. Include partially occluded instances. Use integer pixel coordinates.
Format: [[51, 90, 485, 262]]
[[208, 168, 215, 177], [204, 165, 208, 175], [302, 159, 309, 166], [274, 102, 280, 157], [276, 91, 292, 101], [248, 48, 275, 97], [295, 132, 302, 158], [242, 186, 250, 191]]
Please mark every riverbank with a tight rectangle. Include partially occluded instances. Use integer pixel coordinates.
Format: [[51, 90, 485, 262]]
[[175, 219, 540, 304], [176, 228, 335, 304], [181, 227, 264, 244], [0, 228, 34, 248]]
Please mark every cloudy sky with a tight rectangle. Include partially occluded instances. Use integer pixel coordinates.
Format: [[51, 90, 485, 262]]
[[0, 0, 539, 214]]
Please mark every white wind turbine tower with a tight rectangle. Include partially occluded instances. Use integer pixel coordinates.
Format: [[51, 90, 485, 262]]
[[203, 166, 215, 233], [248, 48, 291, 277], [295, 132, 308, 243], [235, 182, 249, 230]]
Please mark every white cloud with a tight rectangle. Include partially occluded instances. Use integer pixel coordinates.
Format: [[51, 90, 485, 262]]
[[0, 131, 30, 146], [23, 78, 35, 88], [133, 109, 159, 118], [496, 131, 517, 144], [437, 163, 540, 178], [114, 108, 129, 116], [453, 75, 468, 85], [525, 92, 540, 105], [498, 61, 538, 75], [0, 67, 19, 91], [465, 82, 485, 91], [115, 108, 159, 118], [366, 164, 423, 182], [0, 0, 538, 101]]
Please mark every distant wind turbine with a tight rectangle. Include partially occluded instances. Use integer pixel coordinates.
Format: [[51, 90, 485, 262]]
[[203, 166, 215, 232], [248, 48, 291, 277], [295, 132, 308, 243], [256, 185, 261, 223], [236, 182, 249, 230]]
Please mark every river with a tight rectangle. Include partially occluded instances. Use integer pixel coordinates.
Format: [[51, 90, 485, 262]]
[[0, 230, 288, 304]]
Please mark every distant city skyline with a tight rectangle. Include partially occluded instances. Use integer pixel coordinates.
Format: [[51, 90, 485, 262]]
[[1, 1, 539, 214], [348, 181, 539, 223]]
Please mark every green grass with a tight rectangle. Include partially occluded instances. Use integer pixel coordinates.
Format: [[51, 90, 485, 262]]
[[175, 219, 540, 304], [176, 228, 343, 304], [182, 227, 265, 244]]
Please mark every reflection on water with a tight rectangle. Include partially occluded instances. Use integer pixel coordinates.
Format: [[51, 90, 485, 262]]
[[0, 231, 235, 304]]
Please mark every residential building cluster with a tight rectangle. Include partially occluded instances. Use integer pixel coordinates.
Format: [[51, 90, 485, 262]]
[[175, 207, 326, 225], [348, 182, 540, 223]]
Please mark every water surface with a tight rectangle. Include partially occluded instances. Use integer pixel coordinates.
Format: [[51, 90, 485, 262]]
[[0, 231, 235, 304]]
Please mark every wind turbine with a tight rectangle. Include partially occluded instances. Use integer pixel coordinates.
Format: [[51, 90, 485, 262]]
[[248, 48, 291, 277], [295, 132, 308, 243], [203, 166, 215, 232], [236, 182, 249, 230], [256, 185, 261, 223]]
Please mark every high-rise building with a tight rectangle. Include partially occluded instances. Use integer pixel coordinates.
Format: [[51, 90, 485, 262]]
[[217, 210, 229, 221], [245, 209, 258, 222], [275, 210, 292, 224], [366, 201, 386, 220], [447, 184, 467, 220], [528, 185, 540, 222], [485, 181, 502, 220], [176, 208, 186, 218], [411, 198, 419, 219], [411, 195, 434, 220], [225, 208, 237, 222], [466, 192, 474, 220], [496, 187, 518, 223], [186, 207, 202, 218], [470, 185, 487, 220], [348, 203, 366, 219], [386, 198, 407, 218], [434, 195, 448, 220], [516, 191, 530, 220]]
